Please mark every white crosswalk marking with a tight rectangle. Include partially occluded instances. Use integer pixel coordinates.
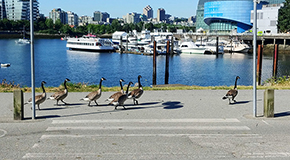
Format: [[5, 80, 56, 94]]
[[24, 118, 274, 159]]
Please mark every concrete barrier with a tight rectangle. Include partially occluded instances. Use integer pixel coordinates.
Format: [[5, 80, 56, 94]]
[[264, 89, 274, 118], [13, 90, 24, 120]]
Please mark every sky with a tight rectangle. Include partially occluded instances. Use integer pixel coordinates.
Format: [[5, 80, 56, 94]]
[[39, 0, 199, 18]]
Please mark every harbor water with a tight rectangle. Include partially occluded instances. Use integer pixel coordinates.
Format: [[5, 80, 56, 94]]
[[0, 38, 289, 88]]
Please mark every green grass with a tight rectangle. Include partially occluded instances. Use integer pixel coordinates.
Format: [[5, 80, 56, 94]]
[[2, 78, 290, 93]]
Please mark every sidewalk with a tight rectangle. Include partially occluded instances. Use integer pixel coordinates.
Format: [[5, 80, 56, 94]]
[[1, 90, 290, 121]]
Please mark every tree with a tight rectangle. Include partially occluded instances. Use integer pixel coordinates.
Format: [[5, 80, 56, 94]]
[[45, 19, 54, 29], [277, 0, 290, 33]]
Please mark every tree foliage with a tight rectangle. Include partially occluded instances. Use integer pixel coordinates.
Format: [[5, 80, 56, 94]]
[[277, 0, 290, 33], [0, 18, 195, 35]]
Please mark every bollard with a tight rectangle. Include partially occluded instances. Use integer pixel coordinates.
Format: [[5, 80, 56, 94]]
[[264, 89, 274, 118], [13, 89, 24, 120]]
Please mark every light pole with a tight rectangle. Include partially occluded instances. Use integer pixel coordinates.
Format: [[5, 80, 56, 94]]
[[253, 0, 258, 117], [30, 0, 35, 119]]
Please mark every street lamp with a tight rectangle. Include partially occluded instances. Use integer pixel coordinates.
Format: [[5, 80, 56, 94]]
[[253, 0, 258, 117]]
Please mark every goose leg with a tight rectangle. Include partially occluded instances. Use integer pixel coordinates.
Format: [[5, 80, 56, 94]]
[[94, 100, 98, 105], [123, 105, 126, 110], [88, 101, 91, 106], [61, 100, 68, 105], [37, 104, 40, 110], [133, 98, 136, 105], [135, 100, 139, 105], [115, 106, 118, 110]]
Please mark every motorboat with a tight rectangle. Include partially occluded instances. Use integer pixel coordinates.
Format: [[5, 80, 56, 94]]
[[66, 36, 116, 52], [1, 63, 11, 67], [179, 41, 206, 54], [15, 38, 30, 44], [224, 40, 250, 53]]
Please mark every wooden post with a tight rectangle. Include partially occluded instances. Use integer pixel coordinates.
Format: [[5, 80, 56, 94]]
[[170, 36, 174, 55], [264, 89, 274, 118], [120, 36, 123, 54], [257, 45, 263, 85], [216, 36, 219, 54], [153, 41, 157, 85], [165, 41, 170, 84], [13, 90, 24, 120], [273, 44, 278, 79]]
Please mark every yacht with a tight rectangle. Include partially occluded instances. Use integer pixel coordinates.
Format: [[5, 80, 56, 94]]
[[66, 36, 116, 52], [224, 40, 250, 53], [179, 40, 206, 54]]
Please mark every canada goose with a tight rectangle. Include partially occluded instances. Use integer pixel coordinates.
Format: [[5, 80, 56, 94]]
[[128, 75, 143, 105], [222, 76, 240, 104], [114, 81, 133, 110], [48, 78, 70, 106], [105, 79, 125, 105], [81, 77, 106, 106], [25, 81, 46, 110]]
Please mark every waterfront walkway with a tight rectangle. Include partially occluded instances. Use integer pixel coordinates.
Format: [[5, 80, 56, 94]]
[[1, 90, 290, 159]]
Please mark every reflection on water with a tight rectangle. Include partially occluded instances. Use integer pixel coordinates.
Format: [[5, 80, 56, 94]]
[[0, 39, 289, 87]]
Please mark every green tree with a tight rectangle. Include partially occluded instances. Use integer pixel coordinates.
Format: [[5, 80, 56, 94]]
[[277, 0, 290, 33], [54, 19, 63, 31], [45, 19, 54, 29]]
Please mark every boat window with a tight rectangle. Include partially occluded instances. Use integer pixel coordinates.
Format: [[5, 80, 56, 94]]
[[181, 45, 188, 47]]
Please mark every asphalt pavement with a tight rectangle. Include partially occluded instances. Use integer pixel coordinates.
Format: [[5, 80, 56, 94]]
[[1, 90, 290, 159]]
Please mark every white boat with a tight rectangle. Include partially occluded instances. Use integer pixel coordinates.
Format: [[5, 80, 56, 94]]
[[66, 36, 116, 52], [204, 41, 224, 54], [0, 63, 10, 67], [15, 38, 30, 44], [179, 41, 206, 54], [224, 40, 250, 53]]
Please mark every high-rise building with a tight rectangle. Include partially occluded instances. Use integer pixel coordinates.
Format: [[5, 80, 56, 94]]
[[101, 12, 110, 22], [1, 0, 39, 21], [93, 11, 110, 22], [123, 12, 141, 23], [49, 8, 67, 24], [143, 5, 153, 19], [67, 11, 78, 26], [157, 8, 165, 22]]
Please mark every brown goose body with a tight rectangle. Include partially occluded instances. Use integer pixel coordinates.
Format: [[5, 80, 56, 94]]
[[114, 81, 133, 110], [106, 79, 125, 105], [26, 81, 47, 110], [49, 78, 70, 105], [81, 77, 106, 106], [128, 75, 143, 105], [222, 76, 240, 104]]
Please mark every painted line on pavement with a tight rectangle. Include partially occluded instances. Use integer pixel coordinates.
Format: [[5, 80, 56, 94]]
[[52, 118, 240, 124], [46, 126, 250, 131], [0, 129, 7, 138], [40, 133, 261, 139]]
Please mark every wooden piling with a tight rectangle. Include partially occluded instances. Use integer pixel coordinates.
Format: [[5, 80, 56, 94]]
[[273, 44, 278, 79], [264, 89, 274, 118], [120, 36, 123, 54], [216, 36, 219, 54], [13, 90, 24, 120], [257, 45, 263, 85], [165, 41, 170, 84], [153, 41, 157, 85]]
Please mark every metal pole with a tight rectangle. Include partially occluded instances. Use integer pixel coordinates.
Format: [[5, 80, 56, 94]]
[[165, 41, 170, 84], [153, 41, 157, 85], [253, 0, 257, 117], [30, 0, 35, 119]]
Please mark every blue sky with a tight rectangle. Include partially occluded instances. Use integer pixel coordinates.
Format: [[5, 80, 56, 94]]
[[39, 0, 198, 18]]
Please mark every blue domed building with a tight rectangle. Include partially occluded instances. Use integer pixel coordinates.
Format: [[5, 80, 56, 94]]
[[195, 0, 285, 33]]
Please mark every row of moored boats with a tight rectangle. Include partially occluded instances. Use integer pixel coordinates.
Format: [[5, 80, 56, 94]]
[[65, 31, 251, 55]]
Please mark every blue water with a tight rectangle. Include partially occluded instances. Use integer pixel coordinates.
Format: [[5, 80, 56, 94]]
[[0, 39, 287, 87]]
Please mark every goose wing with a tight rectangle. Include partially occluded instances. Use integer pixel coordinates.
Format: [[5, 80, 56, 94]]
[[86, 90, 101, 100], [129, 88, 143, 99]]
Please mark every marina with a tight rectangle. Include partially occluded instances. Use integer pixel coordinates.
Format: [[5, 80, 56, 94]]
[[0, 38, 289, 88]]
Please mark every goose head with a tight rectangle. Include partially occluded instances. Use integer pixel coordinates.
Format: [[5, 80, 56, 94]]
[[138, 75, 142, 79], [120, 79, 125, 82], [41, 81, 46, 85], [236, 76, 240, 80], [101, 77, 106, 81], [65, 78, 71, 82]]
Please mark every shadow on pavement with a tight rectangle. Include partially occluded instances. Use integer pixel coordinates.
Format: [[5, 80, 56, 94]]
[[274, 111, 290, 118], [162, 101, 183, 109]]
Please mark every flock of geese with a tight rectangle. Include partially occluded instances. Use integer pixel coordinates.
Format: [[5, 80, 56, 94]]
[[25, 75, 241, 110], [25, 75, 144, 110]]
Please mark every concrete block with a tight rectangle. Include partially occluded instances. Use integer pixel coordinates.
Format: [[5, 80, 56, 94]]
[[13, 90, 24, 120], [264, 89, 274, 118]]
